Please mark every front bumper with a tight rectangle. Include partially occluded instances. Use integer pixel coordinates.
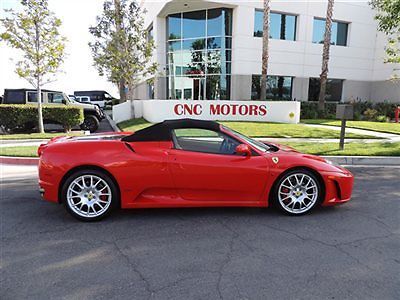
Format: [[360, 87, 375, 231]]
[[321, 168, 354, 206]]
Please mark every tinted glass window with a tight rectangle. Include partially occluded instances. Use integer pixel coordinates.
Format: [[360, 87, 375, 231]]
[[313, 18, 348, 46], [254, 10, 297, 40], [254, 10, 263, 37], [167, 8, 232, 100], [207, 8, 232, 37], [182, 39, 205, 50], [183, 10, 206, 39], [206, 75, 231, 100], [48, 92, 64, 103], [27, 91, 44, 103], [147, 24, 153, 42], [173, 128, 240, 155], [251, 75, 293, 100], [4, 90, 25, 104], [168, 13, 181, 40], [308, 78, 344, 101]]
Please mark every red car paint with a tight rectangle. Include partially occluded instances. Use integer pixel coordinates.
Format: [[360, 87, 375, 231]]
[[38, 128, 353, 210]]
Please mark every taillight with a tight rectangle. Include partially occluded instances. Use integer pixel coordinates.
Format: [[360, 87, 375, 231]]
[[37, 144, 47, 157]]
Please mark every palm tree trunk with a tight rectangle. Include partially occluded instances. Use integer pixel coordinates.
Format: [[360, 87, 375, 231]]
[[318, 0, 335, 111], [260, 0, 271, 101]]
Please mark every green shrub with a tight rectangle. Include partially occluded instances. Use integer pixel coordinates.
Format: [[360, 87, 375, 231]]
[[376, 115, 389, 122], [301, 101, 399, 120], [300, 102, 337, 119], [0, 104, 84, 133], [363, 108, 379, 121]]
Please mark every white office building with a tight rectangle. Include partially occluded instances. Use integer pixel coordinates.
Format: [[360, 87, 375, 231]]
[[134, 0, 399, 103]]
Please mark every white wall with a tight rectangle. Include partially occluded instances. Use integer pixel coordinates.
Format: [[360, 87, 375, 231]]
[[113, 99, 301, 124]]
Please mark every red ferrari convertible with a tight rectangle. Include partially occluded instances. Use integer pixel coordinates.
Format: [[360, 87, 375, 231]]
[[38, 119, 354, 221]]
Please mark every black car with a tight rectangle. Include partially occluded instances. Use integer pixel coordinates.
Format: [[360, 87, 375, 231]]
[[2, 89, 105, 132]]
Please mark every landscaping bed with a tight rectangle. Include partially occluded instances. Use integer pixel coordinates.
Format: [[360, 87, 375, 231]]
[[1, 146, 38, 157]]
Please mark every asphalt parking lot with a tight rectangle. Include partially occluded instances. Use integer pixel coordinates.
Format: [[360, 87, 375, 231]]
[[1, 165, 399, 299]]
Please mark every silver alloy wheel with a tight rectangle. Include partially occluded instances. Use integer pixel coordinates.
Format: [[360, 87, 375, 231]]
[[66, 175, 112, 218], [278, 173, 319, 214]]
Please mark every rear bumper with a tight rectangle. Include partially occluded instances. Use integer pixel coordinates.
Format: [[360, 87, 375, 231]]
[[38, 159, 61, 203], [38, 179, 59, 203], [321, 168, 354, 206]]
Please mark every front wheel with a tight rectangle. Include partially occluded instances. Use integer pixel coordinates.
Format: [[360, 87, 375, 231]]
[[80, 115, 99, 133], [274, 170, 323, 215], [61, 170, 118, 221]]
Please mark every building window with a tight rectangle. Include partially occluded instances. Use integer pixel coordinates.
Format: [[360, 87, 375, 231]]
[[166, 8, 232, 100], [312, 18, 349, 46], [148, 82, 154, 99], [254, 10, 297, 40], [251, 75, 293, 100], [308, 78, 344, 101], [147, 24, 154, 42]]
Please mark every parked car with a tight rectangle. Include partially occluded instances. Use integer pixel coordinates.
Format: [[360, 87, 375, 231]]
[[74, 90, 116, 109], [75, 96, 91, 104], [2, 89, 105, 132], [38, 119, 354, 221]]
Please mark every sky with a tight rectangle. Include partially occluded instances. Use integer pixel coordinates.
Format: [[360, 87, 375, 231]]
[[0, 0, 118, 97]]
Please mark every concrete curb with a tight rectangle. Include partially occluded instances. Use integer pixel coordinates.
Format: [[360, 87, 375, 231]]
[[2, 155, 400, 167], [322, 156, 400, 166], [105, 114, 121, 132], [1, 156, 39, 165]]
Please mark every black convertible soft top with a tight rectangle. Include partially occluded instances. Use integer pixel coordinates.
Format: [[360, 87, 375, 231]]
[[121, 119, 221, 142]]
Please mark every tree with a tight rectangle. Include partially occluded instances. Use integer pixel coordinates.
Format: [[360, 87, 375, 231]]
[[370, 0, 400, 65], [89, 0, 157, 102], [0, 0, 66, 133], [260, 0, 271, 101], [318, 0, 335, 112]]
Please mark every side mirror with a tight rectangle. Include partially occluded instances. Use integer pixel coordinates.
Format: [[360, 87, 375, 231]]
[[236, 144, 252, 156], [62, 99, 67, 105]]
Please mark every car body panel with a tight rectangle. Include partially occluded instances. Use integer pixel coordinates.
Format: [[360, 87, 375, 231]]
[[38, 122, 354, 211]]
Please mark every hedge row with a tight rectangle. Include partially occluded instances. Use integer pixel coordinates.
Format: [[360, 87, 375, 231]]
[[301, 101, 399, 120], [0, 104, 84, 132]]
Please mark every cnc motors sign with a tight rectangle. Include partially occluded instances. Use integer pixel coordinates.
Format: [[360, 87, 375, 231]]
[[141, 100, 301, 124]]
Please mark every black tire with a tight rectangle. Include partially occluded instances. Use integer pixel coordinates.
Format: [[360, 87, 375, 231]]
[[80, 115, 99, 133], [273, 169, 323, 216], [61, 169, 118, 221]]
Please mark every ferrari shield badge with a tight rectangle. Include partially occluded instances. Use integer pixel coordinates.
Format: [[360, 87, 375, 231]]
[[272, 157, 279, 164]]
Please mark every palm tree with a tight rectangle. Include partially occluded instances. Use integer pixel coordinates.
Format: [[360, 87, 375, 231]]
[[318, 0, 335, 111], [260, 0, 271, 101]]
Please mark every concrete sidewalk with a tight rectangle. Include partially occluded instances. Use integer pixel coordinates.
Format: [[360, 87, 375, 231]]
[[304, 124, 400, 142]]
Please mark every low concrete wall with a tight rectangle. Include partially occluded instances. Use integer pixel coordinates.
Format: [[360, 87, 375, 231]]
[[112, 101, 133, 123], [113, 100, 301, 124]]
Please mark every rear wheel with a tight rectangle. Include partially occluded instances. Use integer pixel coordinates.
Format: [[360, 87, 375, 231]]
[[61, 170, 117, 221], [80, 115, 99, 133], [274, 169, 322, 215]]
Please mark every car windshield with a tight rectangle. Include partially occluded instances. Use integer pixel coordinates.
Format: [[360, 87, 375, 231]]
[[222, 125, 270, 153], [65, 94, 75, 103]]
